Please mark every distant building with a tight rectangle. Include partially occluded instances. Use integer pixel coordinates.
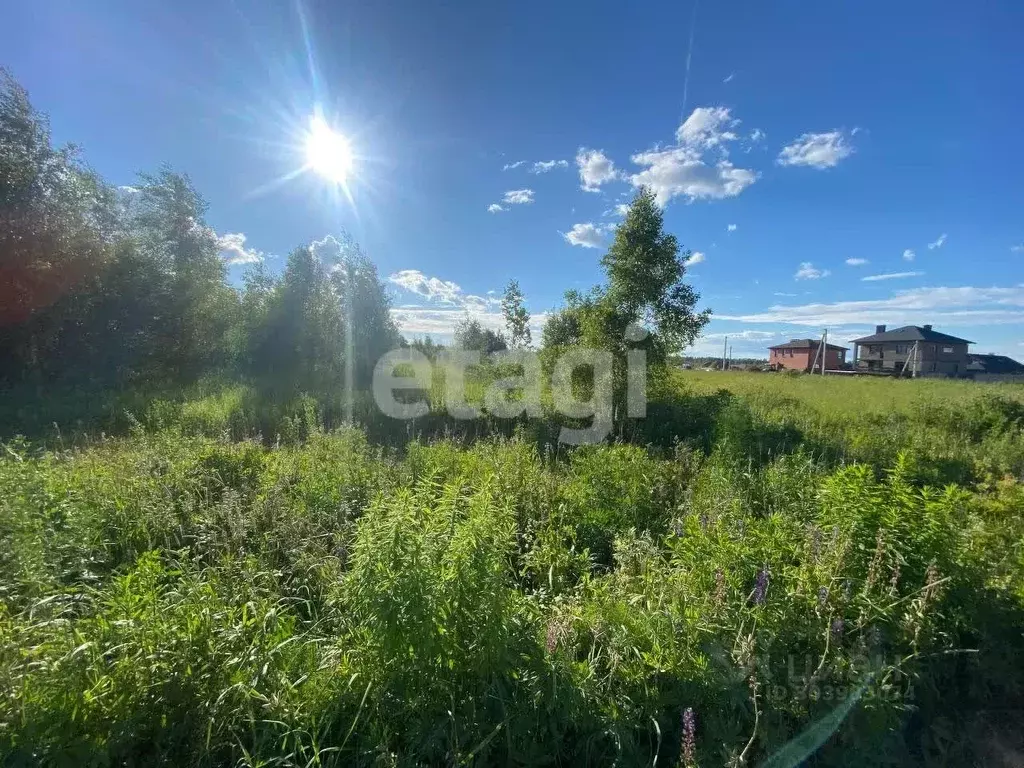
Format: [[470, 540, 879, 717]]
[[851, 325, 972, 376], [769, 338, 848, 372], [965, 353, 1024, 378]]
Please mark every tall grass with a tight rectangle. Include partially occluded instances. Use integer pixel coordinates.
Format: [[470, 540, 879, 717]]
[[1, 372, 1023, 765]]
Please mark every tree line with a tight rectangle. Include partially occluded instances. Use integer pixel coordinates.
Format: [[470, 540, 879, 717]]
[[1, 69, 710, 411]]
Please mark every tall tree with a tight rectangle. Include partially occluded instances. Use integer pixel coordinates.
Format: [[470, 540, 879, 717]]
[[501, 279, 531, 348], [0, 70, 119, 383], [597, 186, 710, 362], [541, 187, 710, 410], [454, 317, 507, 355], [131, 168, 238, 382], [248, 246, 344, 395], [322, 234, 400, 386]]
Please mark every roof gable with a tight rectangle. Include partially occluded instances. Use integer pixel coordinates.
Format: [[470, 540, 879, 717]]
[[851, 325, 974, 345], [769, 338, 849, 351], [966, 353, 1024, 374]]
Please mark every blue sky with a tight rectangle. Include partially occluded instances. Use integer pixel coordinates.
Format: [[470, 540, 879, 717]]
[[5, 0, 1023, 358]]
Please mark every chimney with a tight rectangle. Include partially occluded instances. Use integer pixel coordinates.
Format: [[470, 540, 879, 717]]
[[875, 324, 886, 334], [923, 324, 932, 331]]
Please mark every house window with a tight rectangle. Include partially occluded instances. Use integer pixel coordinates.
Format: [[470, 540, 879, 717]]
[[895, 344, 907, 354], [942, 346, 953, 354]]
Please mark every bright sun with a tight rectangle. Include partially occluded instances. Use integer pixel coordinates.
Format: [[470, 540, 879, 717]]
[[305, 115, 353, 183]]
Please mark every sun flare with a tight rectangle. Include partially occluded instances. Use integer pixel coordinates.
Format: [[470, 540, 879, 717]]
[[305, 115, 352, 183]]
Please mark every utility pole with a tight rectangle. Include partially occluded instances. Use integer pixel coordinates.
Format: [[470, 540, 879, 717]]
[[821, 328, 828, 375], [729, 345, 733, 369], [722, 336, 728, 371]]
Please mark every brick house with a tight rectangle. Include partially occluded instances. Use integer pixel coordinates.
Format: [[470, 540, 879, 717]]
[[851, 325, 972, 376], [769, 339, 848, 372]]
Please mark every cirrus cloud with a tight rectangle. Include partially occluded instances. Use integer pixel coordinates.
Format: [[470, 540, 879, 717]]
[[862, 271, 923, 282], [719, 285, 1024, 328]]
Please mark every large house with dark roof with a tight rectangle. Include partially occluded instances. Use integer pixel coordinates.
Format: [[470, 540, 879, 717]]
[[965, 353, 1024, 378], [851, 324, 973, 376], [769, 338, 848, 372]]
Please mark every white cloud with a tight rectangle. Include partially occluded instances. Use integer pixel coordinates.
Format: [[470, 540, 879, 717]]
[[614, 203, 631, 217], [927, 233, 947, 250], [845, 258, 868, 266], [563, 222, 610, 249], [719, 285, 1024, 328], [631, 147, 756, 205], [727, 224, 737, 232], [503, 189, 534, 205], [502, 160, 525, 171], [702, 329, 776, 342], [749, 128, 765, 143], [629, 106, 758, 205], [309, 234, 362, 271], [777, 130, 854, 169], [685, 251, 706, 266], [675, 107, 739, 149], [389, 270, 465, 304], [903, 249, 915, 261], [216, 232, 264, 266], [773, 292, 797, 297], [488, 203, 505, 213], [576, 148, 622, 192], [862, 271, 923, 282], [1010, 244, 1024, 253], [795, 262, 830, 280], [723, 73, 734, 84], [390, 308, 549, 341], [530, 159, 568, 173]]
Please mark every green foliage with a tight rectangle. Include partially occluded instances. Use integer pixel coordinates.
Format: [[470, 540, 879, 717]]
[[1, 74, 396, 417], [2, 70, 1024, 768], [501, 279, 531, 348], [453, 317, 507, 354], [2, 373, 1023, 766]]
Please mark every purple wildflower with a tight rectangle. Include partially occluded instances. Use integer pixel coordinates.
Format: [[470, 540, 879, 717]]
[[699, 513, 709, 531], [680, 707, 696, 767], [817, 586, 829, 609], [752, 566, 769, 605]]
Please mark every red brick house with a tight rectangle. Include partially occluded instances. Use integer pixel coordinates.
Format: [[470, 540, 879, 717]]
[[769, 338, 848, 372]]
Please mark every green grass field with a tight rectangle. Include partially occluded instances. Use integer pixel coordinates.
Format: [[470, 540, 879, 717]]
[[2, 371, 1023, 766]]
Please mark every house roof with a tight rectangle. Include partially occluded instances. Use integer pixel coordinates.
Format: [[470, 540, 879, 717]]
[[769, 338, 849, 351], [965, 353, 1024, 374], [851, 325, 974, 345]]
